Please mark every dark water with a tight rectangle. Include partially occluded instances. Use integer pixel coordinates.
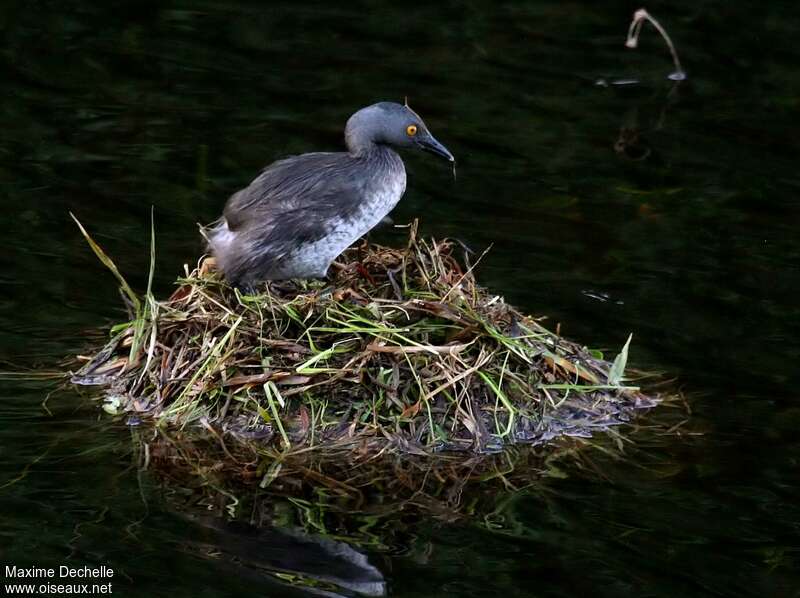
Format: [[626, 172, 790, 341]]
[[2, 1, 799, 596]]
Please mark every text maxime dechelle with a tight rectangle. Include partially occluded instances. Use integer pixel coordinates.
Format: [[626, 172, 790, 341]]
[[4, 565, 114, 595]]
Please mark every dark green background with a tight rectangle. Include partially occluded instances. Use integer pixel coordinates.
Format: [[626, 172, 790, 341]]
[[1, 1, 798, 596]]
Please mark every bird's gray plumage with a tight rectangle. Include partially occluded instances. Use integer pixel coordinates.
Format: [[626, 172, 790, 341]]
[[207, 102, 453, 288]]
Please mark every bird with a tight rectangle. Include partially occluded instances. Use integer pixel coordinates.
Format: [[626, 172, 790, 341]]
[[206, 101, 454, 289]]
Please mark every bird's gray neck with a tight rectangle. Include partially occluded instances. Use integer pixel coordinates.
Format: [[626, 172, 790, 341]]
[[347, 141, 400, 165], [345, 131, 381, 156], [355, 145, 405, 191], [344, 105, 389, 155]]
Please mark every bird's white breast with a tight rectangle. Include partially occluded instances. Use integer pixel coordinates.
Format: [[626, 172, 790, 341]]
[[288, 168, 407, 277]]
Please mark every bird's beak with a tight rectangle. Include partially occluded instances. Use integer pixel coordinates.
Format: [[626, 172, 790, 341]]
[[418, 133, 455, 162]]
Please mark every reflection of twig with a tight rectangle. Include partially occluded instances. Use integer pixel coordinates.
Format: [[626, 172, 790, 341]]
[[626, 8, 686, 81]]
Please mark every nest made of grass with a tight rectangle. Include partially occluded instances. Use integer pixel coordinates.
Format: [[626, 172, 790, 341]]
[[71, 222, 658, 455]]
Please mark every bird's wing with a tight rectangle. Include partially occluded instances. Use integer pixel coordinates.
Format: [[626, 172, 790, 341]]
[[223, 152, 359, 232], [220, 152, 367, 265]]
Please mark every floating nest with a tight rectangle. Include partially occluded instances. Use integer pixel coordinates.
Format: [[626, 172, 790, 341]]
[[71, 221, 659, 456]]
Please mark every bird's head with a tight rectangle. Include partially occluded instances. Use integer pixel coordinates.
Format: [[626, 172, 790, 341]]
[[345, 101, 455, 162]]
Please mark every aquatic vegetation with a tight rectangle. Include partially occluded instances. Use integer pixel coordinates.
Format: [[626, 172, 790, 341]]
[[70, 219, 659, 456]]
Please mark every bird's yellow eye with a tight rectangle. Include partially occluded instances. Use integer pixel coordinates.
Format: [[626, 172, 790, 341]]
[[406, 124, 418, 136]]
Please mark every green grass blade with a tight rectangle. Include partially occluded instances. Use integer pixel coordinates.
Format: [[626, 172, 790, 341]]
[[608, 333, 633, 385], [264, 381, 290, 448], [478, 370, 515, 438], [146, 206, 156, 300], [70, 212, 141, 316]]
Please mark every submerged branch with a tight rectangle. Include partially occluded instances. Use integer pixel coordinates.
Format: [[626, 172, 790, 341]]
[[626, 8, 686, 81]]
